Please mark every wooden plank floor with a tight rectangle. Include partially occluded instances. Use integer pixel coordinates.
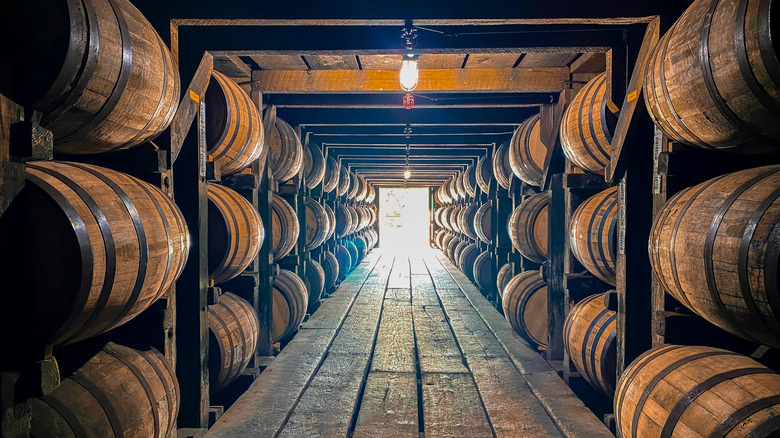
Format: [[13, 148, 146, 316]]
[[206, 250, 613, 438]]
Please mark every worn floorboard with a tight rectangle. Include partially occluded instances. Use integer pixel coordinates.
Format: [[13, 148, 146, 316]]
[[206, 250, 612, 438], [353, 372, 419, 437]]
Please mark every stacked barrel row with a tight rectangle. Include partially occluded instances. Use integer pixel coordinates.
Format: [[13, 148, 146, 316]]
[[0, 0, 196, 433], [610, 0, 780, 435]]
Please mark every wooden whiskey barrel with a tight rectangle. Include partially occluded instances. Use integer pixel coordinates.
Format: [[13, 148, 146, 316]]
[[272, 269, 308, 343], [434, 207, 446, 228], [207, 184, 263, 285], [347, 171, 360, 200], [650, 165, 780, 348], [322, 156, 340, 193], [502, 271, 548, 348], [444, 237, 460, 262], [0, 161, 188, 347], [447, 176, 460, 202], [324, 203, 337, 240], [364, 228, 378, 250], [440, 233, 456, 254], [473, 251, 493, 291], [322, 250, 340, 291], [560, 72, 614, 175], [452, 241, 470, 265], [464, 164, 478, 197], [474, 202, 493, 244], [206, 71, 264, 175], [268, 117, 303, 182], [492, 141, 513, 190], [303, 141, 326, 189], [271, 194, 299, 261], [335, 204, 353, 238], [508, 192, 549, 263], [644, 0, 780, 154], [31, 343, 178, 438], [345, 240, 360, 267], [335, 244, 352, 281], [496, 263, 514, 299], [337, 165, 350, 197], [458, 243, 480, 282], [456, 172, 468, 200], [569, 186, 617, 286], [355, 176, 368, 202], [615, 344, 780, 438], [0, 0, 180, 154], [509, 114, 547, 186], [476, 155, 493, 194], [353, 235, 369, 263], [304, 259, 326, 313], [440, 178, 453, 204], [208, 293, 259, 393], [347, 206, 360, 234], [563, 293, 616, 397], [458, 203, 480, 240], [304, 199, 329, 251], [448, 206, 463, 234]]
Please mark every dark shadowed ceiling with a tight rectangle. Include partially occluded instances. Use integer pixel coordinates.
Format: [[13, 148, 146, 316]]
[[130, 0, 688, 187]]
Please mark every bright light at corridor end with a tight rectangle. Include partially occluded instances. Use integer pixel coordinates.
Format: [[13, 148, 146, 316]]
[[404, 169, 411, 179], [400, 54, 419, 91]]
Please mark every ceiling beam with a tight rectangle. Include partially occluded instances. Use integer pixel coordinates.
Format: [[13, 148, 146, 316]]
[[305, 126, 514, 135], [279, 107, 536, 126], [312, 134, 510, 145], [268, 93, 555, 108], [250, 68, 568, 94], [326, 147, 487, 156]]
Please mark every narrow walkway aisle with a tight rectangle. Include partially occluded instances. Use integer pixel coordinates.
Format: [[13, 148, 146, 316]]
[[206, 250, 611, 438]]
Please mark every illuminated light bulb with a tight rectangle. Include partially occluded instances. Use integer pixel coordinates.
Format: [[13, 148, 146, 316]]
[[400, 54, 419, 91], [404, 169, 411, 179]]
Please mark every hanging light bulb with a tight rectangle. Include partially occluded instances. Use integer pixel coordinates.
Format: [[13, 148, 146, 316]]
[[404, 169, 411, 179], [400, 53, 419, 91]]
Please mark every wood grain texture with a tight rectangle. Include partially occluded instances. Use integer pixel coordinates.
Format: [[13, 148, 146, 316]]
[[0, 161, 188, 346], [413, 305, 468, 374], [271, 269, 308, 343], [616, 345, 780, 438], [208, 293, 260, 393], [569, 186, 617, 286], [422, 373, 494, 438], [563, 293, 616, 397], [649, 165, 780, 348], [207, 183, 263, 284], [277, 353, 369, 438], [250, 68, 569, 93], [31, 343, 178, 438], [437, 252, 613, 438], [501, 271, 549, 349], [560, 72, 613, 175], [4, 0, 180, 154], [644, 0, 780, 153], [509, 114, 547, 186], [508, 191, 549, 263], [268, 117, 303, 182], [271, 193, 299, 260], [205, 72, 264, 175], [353, 372, 418, 437], [371, 301, 416, 373], [518, 53, 578, 68]]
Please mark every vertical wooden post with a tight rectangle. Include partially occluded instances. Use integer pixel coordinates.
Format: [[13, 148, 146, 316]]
[[173, 100, 210, 428], [256, 104, 277, 358], [546, 173, 566, 363]]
